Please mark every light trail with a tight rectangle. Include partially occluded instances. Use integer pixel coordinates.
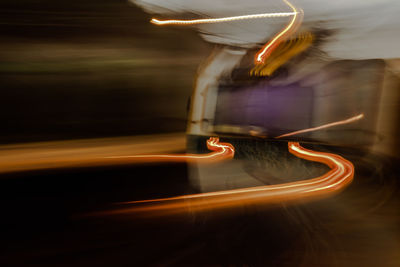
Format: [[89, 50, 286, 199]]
[[0, 133, 187, 174], [93, 1, 360, 216], [149, 0, 300, 65], [103, 142, 353, 216], [96, 114, 363, 215], [255, 0, 302, 64], [104, 137, 234, 164], [0, 114, 362, 173], [276, 113, 364, 139], [0, 135, 233, 174], [150, 12, 297, 26], [251, 31, 313, 76]]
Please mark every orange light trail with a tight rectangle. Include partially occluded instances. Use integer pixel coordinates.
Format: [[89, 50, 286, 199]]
[[276, 113, 364, 139], [104, 142, 353, 215], [98, 116, 363, 215], [97, 1, 359, 215], [150, 12, 297, 26], [255, 0, 302, 64], [104, 137, 234, 164]]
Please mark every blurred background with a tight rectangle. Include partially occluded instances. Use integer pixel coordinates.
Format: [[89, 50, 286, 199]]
[[0, 0, 210, 144], [0, 1, 399, 266]]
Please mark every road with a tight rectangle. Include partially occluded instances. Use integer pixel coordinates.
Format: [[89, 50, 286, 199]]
[[0, 139, 398, 266]]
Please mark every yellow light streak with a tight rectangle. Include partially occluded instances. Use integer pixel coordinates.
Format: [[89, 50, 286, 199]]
[[251, 31, 313, 76], [255, 0, 302, 64]]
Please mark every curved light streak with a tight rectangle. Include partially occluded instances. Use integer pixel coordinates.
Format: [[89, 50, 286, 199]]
[[100, 0, 359, 214], [106, 142, 354, 215], [149, 0, 300, 65], [255, 0, 301, 64], [105, 137, 234, 164], [150, 12, 297, 26], [251, 31, 313, 76]]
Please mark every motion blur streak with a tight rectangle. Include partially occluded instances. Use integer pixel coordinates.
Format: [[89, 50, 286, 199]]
[[150, 12, 296, 26], [255, 0, 302, 64], [251, 31, 313, 76], [149, 0, 300, 65], [0, 136, 234, 174], [107, 143, 353, 215], [105, 137, 234, 163], [276, 113, 365, 138], [0, 133, 186, 174]]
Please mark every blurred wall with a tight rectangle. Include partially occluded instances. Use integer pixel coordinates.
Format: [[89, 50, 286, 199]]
[[372, 62, 400, 158], [0, 0, 210, 144]]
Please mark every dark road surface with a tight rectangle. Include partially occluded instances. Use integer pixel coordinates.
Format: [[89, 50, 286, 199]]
[[1, 141, 399, 266]]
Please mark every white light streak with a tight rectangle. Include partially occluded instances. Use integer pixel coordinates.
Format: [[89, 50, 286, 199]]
[[150, 12, 297, 26]]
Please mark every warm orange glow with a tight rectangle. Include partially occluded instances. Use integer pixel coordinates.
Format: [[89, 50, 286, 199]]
[[255, 0, 302, 64], [150, 12, 296, 26], [251, 31, 313, 76], [106, 142, 354, 215], [0, 135, 234, 173], [276, 113, 364, 139], [0, 133, 187, 173], [105, 137, 234, 164]]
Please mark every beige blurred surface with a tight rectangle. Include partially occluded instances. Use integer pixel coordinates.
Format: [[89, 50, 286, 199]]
[[0, 133, 186, 174]]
